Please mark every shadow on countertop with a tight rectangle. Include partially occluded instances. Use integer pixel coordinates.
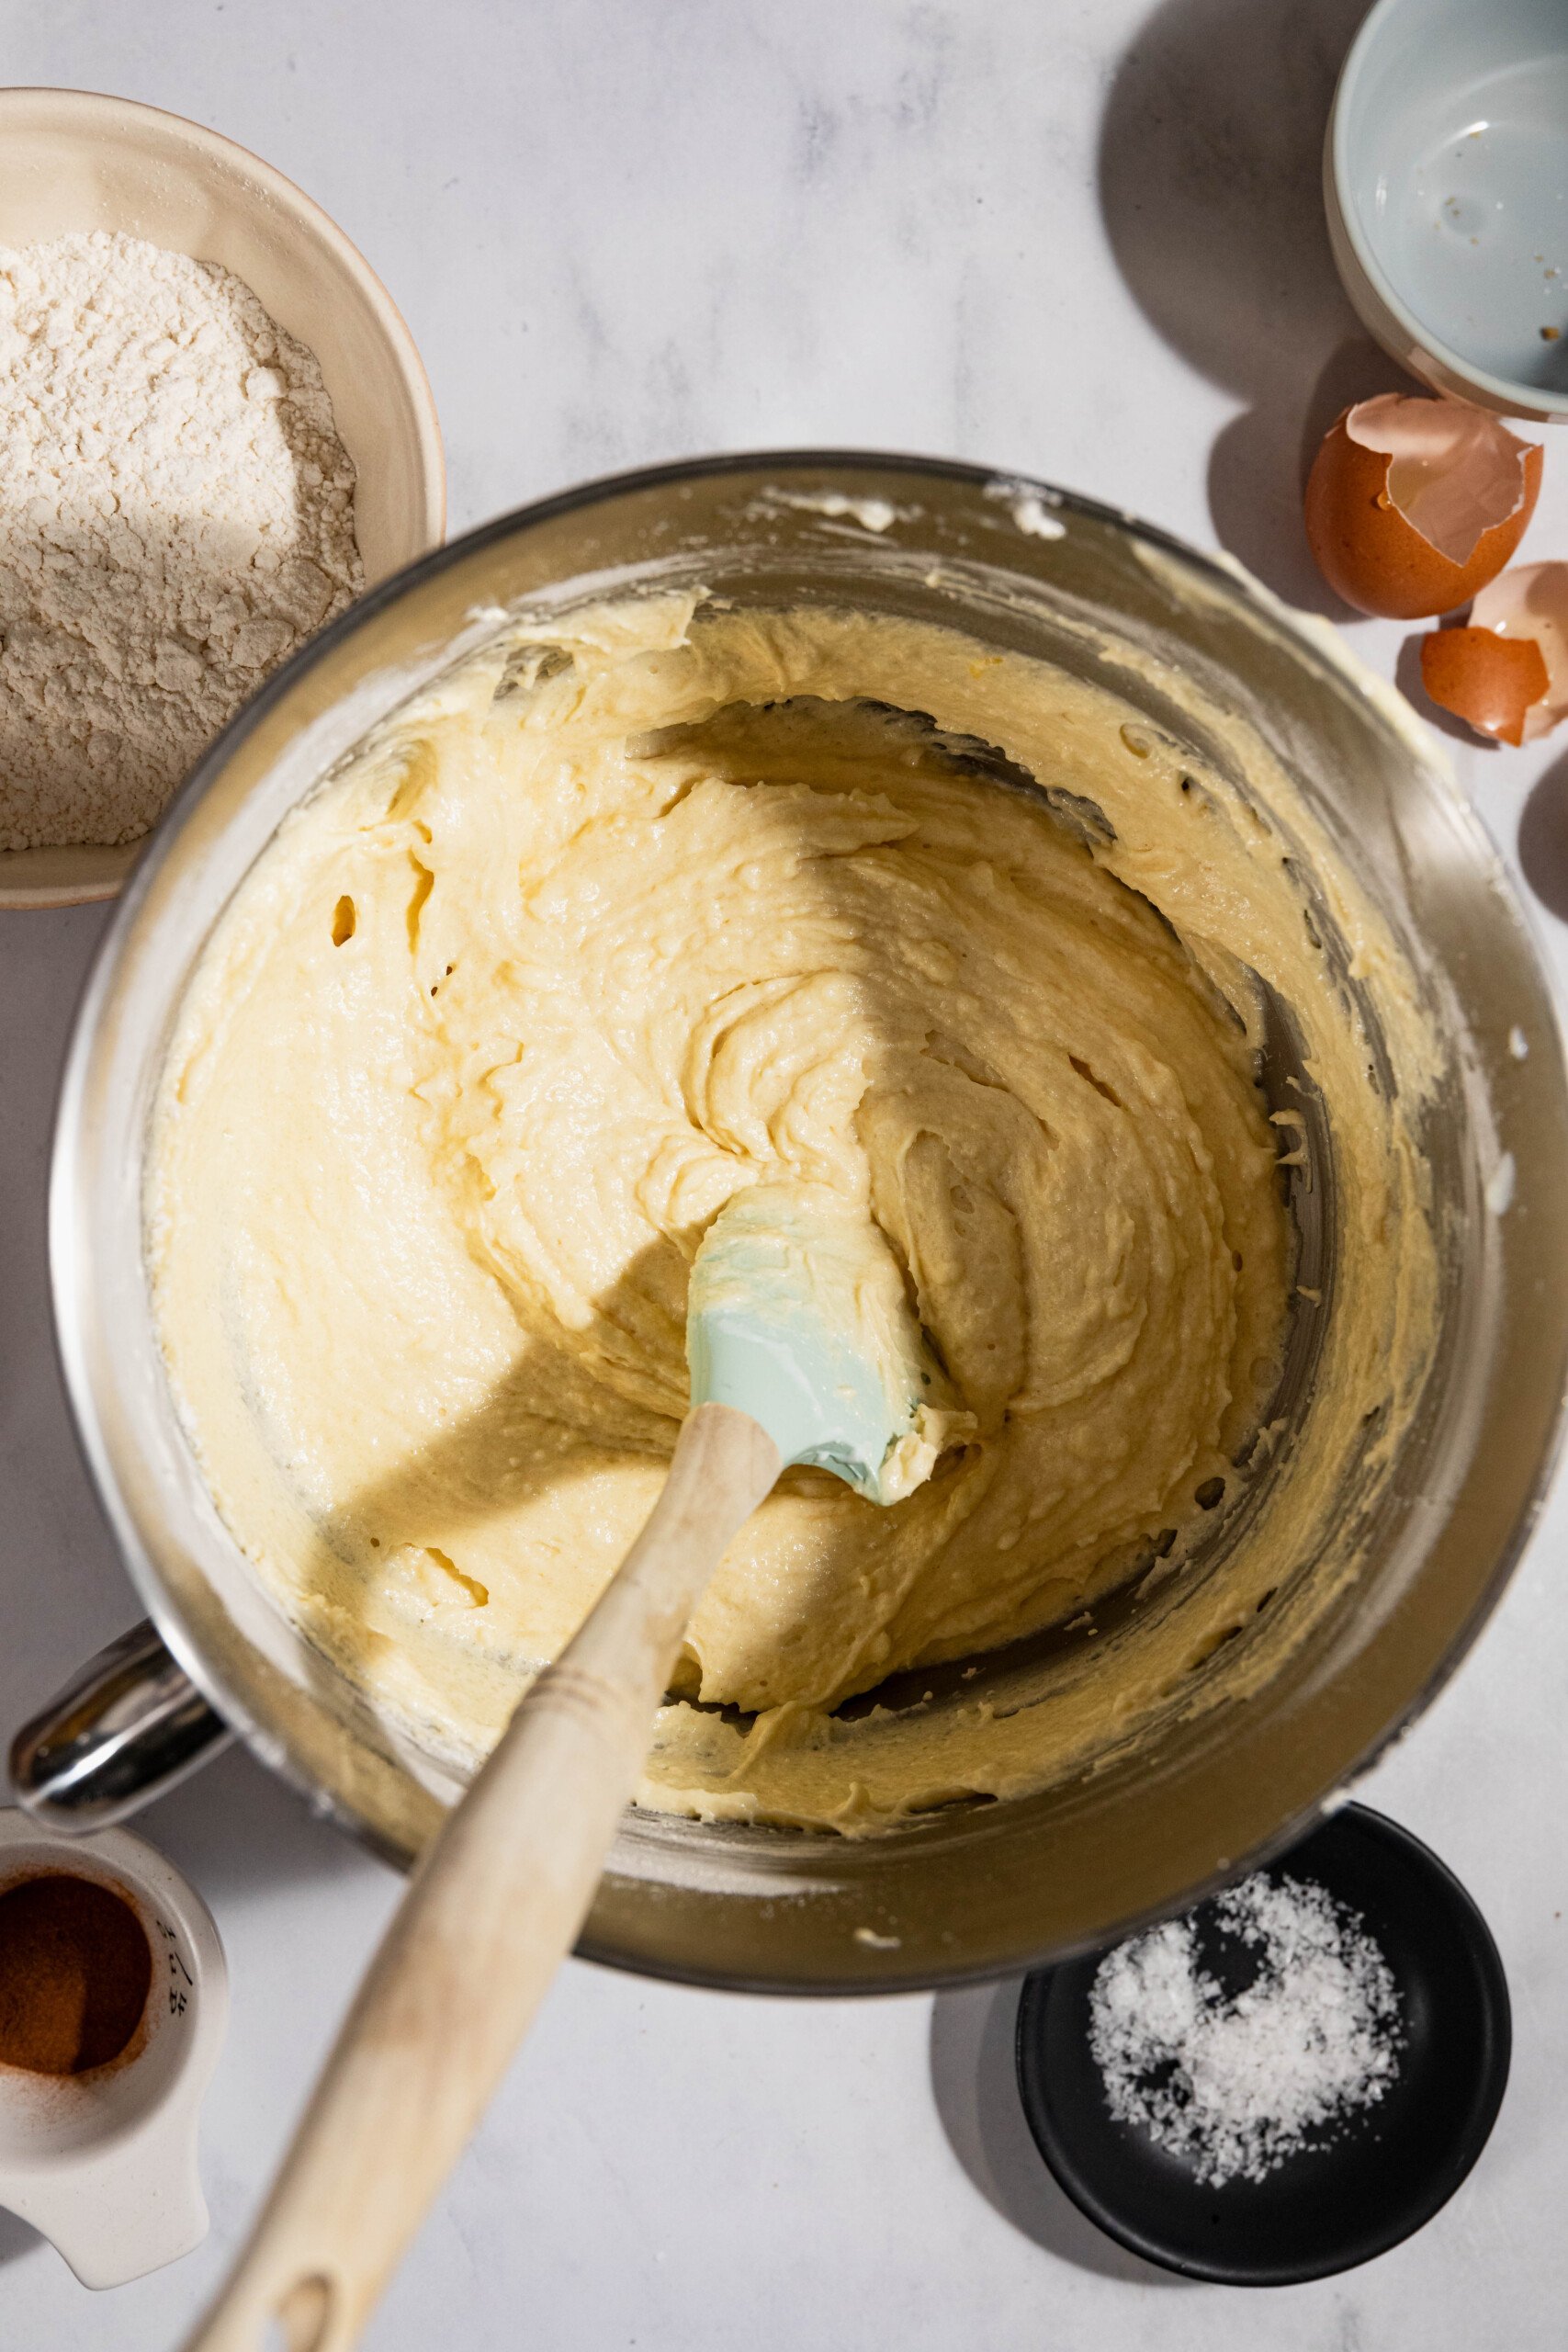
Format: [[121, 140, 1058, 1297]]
[[0, 2207, 41, 2269], [1098, 0, 1408, 615], [929, 1977, 1190, 2287], [140, 1736, 392, 1908], [1517, 750, 1568, 922]]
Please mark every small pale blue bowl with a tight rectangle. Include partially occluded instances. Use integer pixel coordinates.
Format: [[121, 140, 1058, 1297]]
[[1326, 0, 1568, 422]]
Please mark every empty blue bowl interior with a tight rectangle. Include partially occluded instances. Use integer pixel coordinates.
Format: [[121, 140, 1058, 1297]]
[[1342, 0, 1568, 394]]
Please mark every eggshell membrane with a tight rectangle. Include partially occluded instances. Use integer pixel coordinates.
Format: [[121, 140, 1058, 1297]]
[[1304, 415, 1542, 619], [1472, 562, 1568, 742], [1420, 627, 1551, 747], [1347, 397, 1538, 566]]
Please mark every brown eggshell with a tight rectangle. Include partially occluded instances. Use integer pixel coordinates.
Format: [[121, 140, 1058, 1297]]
[[1420, 627, 1551, 747], [1472, 563, 1568, 741], [1304, 418, 1543, 619]]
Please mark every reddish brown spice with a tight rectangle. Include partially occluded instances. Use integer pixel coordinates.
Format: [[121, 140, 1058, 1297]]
[[0, 1873, 152, 2076]]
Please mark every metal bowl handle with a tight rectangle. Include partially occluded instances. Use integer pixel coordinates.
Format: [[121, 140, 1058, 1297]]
[[9, 1621, 230, 1830]]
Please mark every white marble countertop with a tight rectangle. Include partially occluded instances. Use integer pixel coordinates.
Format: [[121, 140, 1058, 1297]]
[[3, 3, 1567, 2345]]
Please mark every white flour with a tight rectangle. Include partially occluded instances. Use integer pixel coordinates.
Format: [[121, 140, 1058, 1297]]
[[1088, 1871, 1403, 2186], [0, 230, 363, 852]]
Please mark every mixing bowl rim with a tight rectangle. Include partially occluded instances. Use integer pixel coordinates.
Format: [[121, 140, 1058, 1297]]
[[47, 447, 1568, 1993]]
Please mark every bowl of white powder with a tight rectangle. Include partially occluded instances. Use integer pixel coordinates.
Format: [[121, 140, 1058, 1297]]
[[1016, 1805, 1511, 2281], [0, 87, 445, 908]]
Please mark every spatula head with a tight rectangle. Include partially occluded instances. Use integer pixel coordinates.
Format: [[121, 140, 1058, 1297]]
[[686, 1182, 966, 1505]]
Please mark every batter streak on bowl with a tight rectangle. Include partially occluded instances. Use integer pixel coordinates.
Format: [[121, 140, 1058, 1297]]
[[149, 590, 1438, 1831]]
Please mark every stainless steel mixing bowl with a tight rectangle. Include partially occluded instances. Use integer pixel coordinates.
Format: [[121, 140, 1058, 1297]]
[[21, 454, 1568, 1990]]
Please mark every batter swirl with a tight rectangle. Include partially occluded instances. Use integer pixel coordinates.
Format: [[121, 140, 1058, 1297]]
[[152, 592, 1432, 1830]]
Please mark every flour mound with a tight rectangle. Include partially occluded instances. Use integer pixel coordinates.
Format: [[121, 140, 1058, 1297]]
[[0, 230, 363, 851]]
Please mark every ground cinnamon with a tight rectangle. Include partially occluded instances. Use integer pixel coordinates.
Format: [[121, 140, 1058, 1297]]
[[0, 1872, 152, 2076]]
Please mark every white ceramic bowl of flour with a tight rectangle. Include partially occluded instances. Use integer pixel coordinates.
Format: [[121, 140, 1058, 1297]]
[[0, 87, 446, 909]]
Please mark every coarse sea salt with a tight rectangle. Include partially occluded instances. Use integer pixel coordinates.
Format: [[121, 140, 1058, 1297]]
[[1088, 1871, 1403, 2186]]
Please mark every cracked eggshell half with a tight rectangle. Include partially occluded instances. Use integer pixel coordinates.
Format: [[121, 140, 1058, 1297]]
[[1304, 397, 1541, 619]]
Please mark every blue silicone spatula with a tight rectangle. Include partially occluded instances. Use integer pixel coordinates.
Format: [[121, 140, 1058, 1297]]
[[687, 1179, 950, 1502], [187, 1184, 946, 2352]]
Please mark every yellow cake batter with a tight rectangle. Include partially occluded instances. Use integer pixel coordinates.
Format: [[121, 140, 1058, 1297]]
[[150, 590, 1437, 1830]]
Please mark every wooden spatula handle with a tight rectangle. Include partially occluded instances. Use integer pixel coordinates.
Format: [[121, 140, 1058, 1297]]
[[183, 1401, 780, 2352]]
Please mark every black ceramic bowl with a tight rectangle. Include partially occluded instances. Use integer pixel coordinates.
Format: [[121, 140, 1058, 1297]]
[[1014, 1804, 1510, 2284]]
